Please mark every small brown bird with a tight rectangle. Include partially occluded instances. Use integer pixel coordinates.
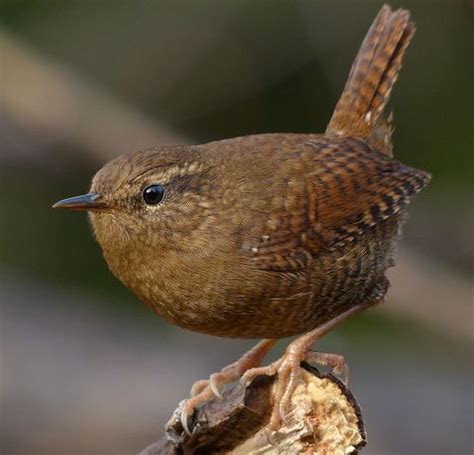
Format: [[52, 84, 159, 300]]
[[54, 5, 430, 432]]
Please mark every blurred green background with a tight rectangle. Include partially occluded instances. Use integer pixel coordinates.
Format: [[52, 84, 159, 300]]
[[1, 1, 472, 454]]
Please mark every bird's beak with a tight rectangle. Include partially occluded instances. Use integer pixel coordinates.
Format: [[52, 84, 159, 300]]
[[52, 192, 107, 211]]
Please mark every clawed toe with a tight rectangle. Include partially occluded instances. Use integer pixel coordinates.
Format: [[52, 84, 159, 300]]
[[269, 354, 302, 429], [190, 379, 209, 397], [180, 339, 277, 435], [182, 376, 224, 434], [240, 354, 303, 430], [209, 373, 224, 399], [181, 385, 214, 434], [305, 351, 350, 385], [240, 361, 280, 386], [180, 403, 191, 435]]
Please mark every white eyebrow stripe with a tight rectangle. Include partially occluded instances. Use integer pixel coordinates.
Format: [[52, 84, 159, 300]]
[[129, 162, 204, 185]]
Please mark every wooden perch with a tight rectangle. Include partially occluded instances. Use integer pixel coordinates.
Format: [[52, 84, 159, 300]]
[[140, 363, 366, 455]]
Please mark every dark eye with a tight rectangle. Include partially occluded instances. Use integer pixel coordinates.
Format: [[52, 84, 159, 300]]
[[143, 184, 165, 205]]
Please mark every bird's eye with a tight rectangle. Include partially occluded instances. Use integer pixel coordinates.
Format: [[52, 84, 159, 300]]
[[143, 184, 165, 205]]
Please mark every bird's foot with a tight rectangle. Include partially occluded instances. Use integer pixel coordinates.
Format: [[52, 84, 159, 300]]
[[180, 339, 276, 435], [240, 345, 349, 429], [240, 338, 308, 429], [241, 303, 373, 430], [179, 303, 373, 434]]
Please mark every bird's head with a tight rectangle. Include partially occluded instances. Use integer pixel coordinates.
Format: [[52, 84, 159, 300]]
[[53, 148, 216, 255]]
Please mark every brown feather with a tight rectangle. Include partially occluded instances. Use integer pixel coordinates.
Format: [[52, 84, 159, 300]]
[[245, 136, 430, 273], [326, 5, 415, 157]]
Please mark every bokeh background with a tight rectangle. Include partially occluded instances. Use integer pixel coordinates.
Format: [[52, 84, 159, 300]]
[[1, 1, 472, 454]]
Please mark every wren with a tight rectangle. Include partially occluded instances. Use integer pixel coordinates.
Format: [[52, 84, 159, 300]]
[[54, 5, 430, 432]]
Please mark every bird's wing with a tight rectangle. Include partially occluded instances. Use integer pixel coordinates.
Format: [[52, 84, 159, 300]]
[[245, 137, 430, 272]]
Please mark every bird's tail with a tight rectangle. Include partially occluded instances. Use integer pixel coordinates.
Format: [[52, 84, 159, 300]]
[[326, 4, 415, 157]]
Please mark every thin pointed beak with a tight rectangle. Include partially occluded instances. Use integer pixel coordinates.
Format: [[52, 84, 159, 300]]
[[52, 192, 107, 211]]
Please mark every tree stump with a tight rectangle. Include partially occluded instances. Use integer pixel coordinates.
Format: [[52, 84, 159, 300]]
[[140, 363, 366, 454]]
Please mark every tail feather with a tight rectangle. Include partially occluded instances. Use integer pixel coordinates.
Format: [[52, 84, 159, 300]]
[[326, 4, 415, 157]]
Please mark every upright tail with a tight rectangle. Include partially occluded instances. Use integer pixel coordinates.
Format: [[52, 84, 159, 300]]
[[326, 4, 415, 157]]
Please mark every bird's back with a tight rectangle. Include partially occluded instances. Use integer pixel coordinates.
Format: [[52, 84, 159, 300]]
[[176, 133, 429, 338]]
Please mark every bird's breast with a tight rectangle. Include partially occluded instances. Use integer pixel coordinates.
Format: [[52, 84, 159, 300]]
[[100, 214, 401, 340]]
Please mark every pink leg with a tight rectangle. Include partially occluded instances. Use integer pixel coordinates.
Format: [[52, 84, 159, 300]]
[[242, 301, 376, 430], [181, 338, 277, 434]]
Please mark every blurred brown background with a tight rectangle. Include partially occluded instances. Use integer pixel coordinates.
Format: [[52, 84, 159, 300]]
[[1, 1, 472, 454]]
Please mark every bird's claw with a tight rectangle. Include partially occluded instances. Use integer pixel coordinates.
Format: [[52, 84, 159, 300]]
[[165, 399, 189, 443], [190, 379, 209, 397], [209, 373, 224, 399], [180, 401, 194, 436], [305, 351, 350, 385], [180, 383, 214, 435], [178, 339, 276, 435], [240, 360, 280, 386], [180, 361, 252, 434]]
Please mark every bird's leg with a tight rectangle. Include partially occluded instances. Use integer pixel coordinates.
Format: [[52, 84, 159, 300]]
[[241, 301, 376, 430], [181, 338, 277, 434]]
